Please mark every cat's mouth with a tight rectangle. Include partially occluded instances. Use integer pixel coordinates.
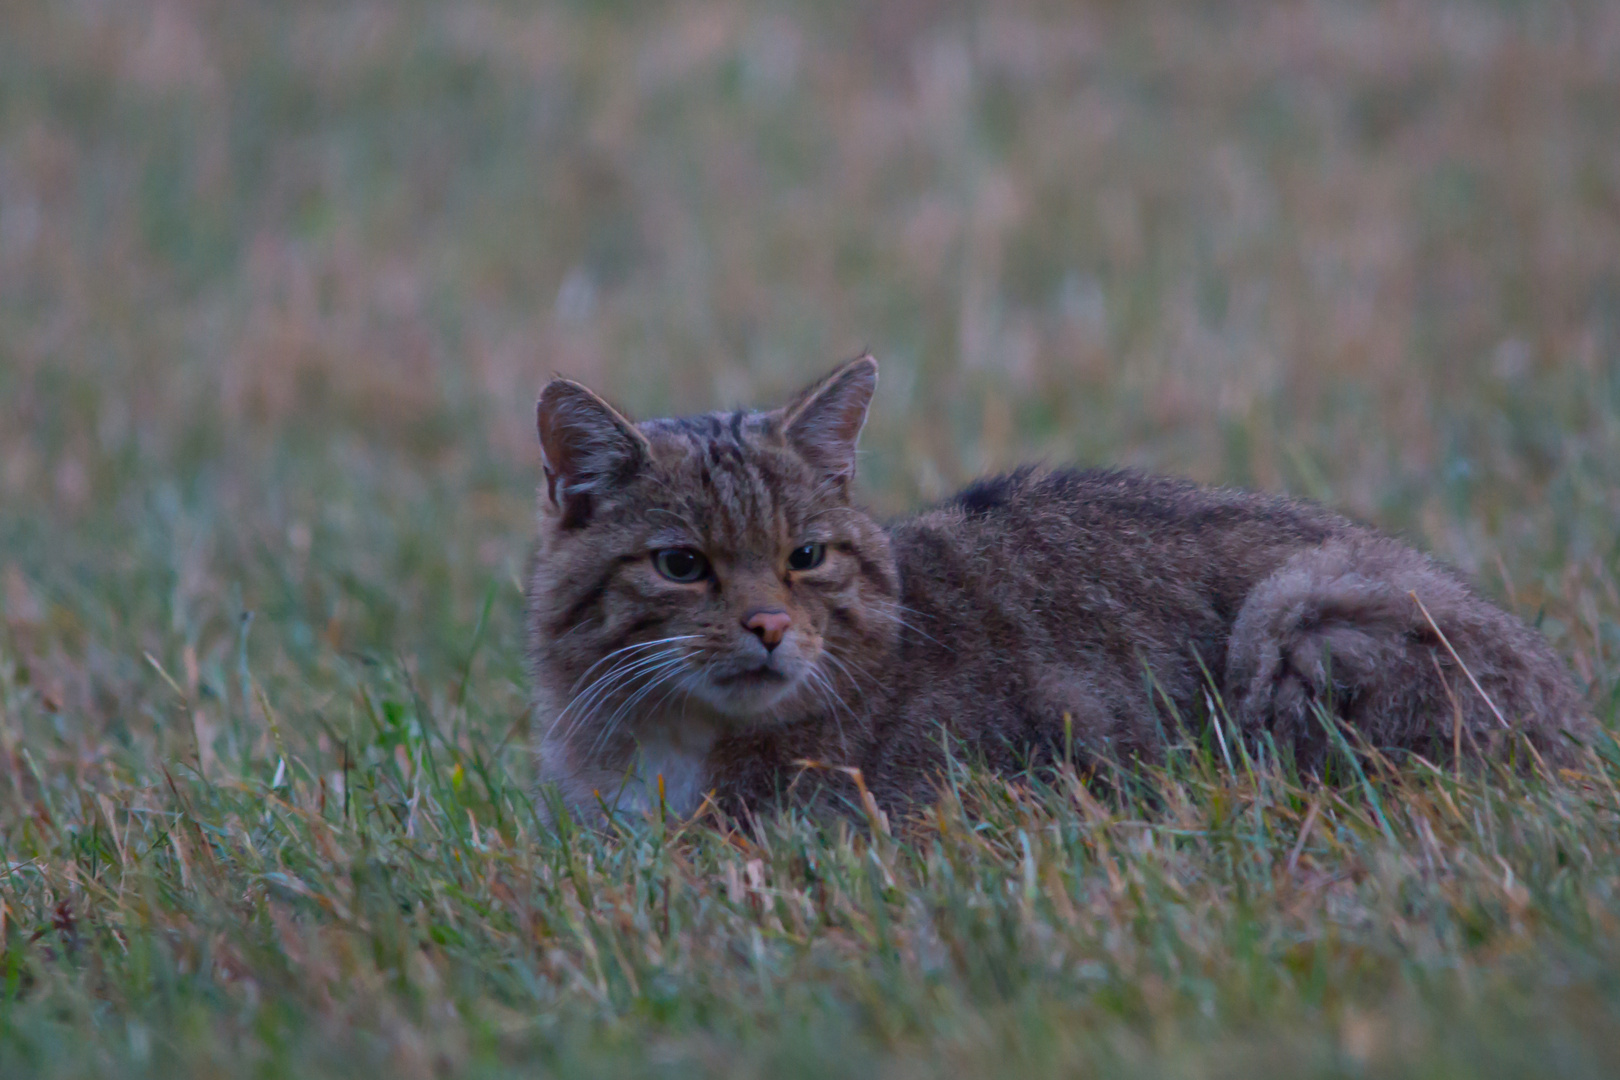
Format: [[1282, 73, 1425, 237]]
[[697, 660, 802, 717], [712, 665, 791, 687]]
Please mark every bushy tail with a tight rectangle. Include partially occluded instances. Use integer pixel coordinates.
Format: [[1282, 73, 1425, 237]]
[[1224, 537, 1590, 770]]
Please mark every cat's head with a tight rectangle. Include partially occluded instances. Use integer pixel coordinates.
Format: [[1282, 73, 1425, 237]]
[[527, 356, 900, 739]]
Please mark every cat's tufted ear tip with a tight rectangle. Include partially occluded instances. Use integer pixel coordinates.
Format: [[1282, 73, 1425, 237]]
[[535, 378, 648, 525], [536, 378, 605, 428], [780, 354, 880, 487]]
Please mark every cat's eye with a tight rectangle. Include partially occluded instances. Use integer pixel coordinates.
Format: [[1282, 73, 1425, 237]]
[[653, 548, 710, 583], [787, 543, 826, 572]]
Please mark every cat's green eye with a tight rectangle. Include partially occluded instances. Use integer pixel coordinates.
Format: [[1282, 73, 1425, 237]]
[[653, 548, 710, 583], [787, 543, 826, 571]]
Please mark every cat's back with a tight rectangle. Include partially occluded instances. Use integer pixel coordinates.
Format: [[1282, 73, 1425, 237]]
[[882, 467, 1359, 693], [891, 466, 1351, 604]]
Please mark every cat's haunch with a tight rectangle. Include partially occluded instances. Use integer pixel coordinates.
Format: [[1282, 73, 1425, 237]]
[[527, 356, 1591, 821]]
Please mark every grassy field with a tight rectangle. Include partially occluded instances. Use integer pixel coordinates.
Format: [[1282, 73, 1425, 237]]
[[3, 0, 1620, 1075]]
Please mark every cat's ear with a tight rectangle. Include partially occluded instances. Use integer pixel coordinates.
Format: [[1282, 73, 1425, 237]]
[[536, 379, 649, 526], [778, 354, 878, 487]]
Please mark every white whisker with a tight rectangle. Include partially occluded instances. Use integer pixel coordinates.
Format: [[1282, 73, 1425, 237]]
[[589, 655, 693, 758], [819, 648, 881, 695], [555, 646, 694, 743], [567, 635, 700, 695], [805, 664, 855, 757], [868, 599, 952, 651], [561, 651, 676, 728]]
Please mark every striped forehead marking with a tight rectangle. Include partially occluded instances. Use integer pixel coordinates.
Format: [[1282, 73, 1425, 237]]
[[645, 410, 793, 554]]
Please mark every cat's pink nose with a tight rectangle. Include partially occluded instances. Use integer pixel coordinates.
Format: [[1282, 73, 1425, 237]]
[[743, 610, 792, 650]]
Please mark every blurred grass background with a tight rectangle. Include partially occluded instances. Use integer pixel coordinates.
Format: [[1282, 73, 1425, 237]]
[[2, 1, 1619, 1076]]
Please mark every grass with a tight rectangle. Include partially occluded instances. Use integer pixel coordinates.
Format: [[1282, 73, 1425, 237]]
[[2, 0, 1619, 1075]]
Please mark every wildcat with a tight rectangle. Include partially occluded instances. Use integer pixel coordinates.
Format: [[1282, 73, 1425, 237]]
[[527, 355, 1590, 820]]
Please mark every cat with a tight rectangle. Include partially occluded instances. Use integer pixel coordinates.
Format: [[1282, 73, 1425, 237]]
[[527, 355, 1591, 820]]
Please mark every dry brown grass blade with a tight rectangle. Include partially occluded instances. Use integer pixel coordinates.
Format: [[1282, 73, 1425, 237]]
[[1287, 797, 1323, 875], [794, 759, 890, 836], [1430, 651, 1465, 781]]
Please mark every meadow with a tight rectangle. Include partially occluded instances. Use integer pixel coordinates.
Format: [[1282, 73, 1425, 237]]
[[2, 1, 1620, 1075]]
